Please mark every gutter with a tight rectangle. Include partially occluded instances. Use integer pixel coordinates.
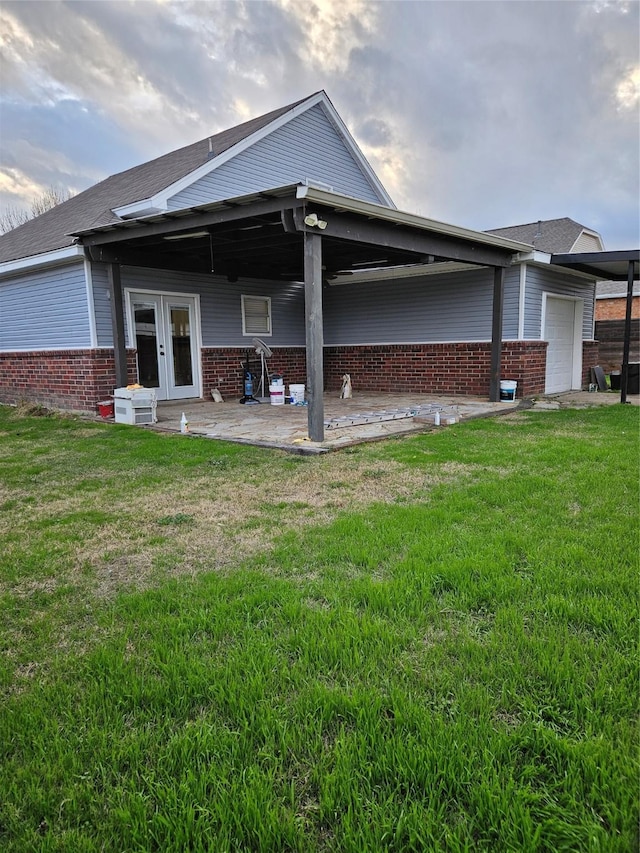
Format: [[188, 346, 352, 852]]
[[0, 245, 85, 279]]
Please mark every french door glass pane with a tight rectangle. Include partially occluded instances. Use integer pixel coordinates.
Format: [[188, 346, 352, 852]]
[[134, 303, 159, 387], [170, 306, 193, 387]]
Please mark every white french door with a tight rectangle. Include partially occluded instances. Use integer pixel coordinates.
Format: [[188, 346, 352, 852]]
[[127, 292, 201, 401]]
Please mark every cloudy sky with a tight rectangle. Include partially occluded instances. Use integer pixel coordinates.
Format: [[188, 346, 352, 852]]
[[1, 0, 638, 248]]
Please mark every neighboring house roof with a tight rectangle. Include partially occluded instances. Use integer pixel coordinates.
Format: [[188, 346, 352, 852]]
[[0, 91, 391, 266], [485, 217, 604, 254]]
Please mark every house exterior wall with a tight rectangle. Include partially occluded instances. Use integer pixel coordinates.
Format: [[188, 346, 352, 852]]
[[0, 349, 137, 411], [92, 264, 306, 348], [167, 105, 384, 210], [524, 265, 595, 340], [0, 262, 91, 351], [571, 232, 602, 253], [324, 342, 548, 397], [89, 263, 115, 347], [595, 296, 640, 321], [323, 266, 521, 344], [1, 257, 598, 412]]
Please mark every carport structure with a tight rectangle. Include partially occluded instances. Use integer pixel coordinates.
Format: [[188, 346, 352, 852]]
[[550, 250, 640, 403], [74, 185, 528, 441]]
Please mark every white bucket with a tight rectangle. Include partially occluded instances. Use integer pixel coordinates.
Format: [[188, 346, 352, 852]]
[[269, 383, 285, 405], [289, 384, 305, 404], [500, 380, 517, 402]]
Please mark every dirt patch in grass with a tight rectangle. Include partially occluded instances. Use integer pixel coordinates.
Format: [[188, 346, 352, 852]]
[[1, 445, 492, 599], [31, 454, 484, 597]]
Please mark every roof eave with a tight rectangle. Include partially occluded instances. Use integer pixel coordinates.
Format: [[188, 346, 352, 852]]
[[297, 186, 532, 253], [0, 245, 85, 279]]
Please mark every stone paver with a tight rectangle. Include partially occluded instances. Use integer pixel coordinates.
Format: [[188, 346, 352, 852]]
[[153, 392, 518, 452], [140, 387, 638, 452]]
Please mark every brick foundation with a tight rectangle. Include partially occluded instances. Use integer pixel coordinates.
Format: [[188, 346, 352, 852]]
[[201, 347, 307, 399], [324, 342, 550, 397], [1, 339, 598, 413], [0, 349, 137, 413], [582, 341, 600, 387]]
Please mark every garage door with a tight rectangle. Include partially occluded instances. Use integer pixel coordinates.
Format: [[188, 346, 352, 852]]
[[544, 297, 578, 393]]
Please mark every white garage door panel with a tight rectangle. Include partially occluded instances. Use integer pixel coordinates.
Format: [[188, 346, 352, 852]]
[[545, 298, 576, 393]]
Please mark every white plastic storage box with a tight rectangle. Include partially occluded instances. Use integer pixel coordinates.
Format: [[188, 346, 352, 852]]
[[113, 387, 157, 425]]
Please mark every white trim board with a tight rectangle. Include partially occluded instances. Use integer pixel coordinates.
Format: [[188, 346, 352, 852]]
[[0, 246, 85, 279]]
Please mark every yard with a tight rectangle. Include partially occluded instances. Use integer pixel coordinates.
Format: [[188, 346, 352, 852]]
[[0, 402, 637, 852]]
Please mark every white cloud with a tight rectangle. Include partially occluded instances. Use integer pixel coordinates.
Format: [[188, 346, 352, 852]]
[[0, 0, 638, 247]]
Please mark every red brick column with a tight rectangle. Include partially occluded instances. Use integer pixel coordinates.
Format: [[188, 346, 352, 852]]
[[582, 341, 600, 388]]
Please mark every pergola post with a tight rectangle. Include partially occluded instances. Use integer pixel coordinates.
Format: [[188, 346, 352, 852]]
[[620, 259, 635, 404], [489, 266, 505, 402], [304, 231, 324, 442], [107, 262, 128, 388]]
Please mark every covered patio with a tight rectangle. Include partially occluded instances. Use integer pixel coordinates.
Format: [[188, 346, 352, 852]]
[[75, 185, 528, 442], [151, 391, 517, 452]]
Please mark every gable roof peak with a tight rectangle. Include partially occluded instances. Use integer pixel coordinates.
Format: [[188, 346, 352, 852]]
[[485, 217, 603, 254]]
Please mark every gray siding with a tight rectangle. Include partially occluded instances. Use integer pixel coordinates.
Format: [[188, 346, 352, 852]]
[[324, 268, 519, 345], [0, 262, 90, 350], [90, 262, 526, 351], [90, 263, 113, 347], [524, 264, 595, 339], [502, 266, 520, 340], [167, 105, 383, 210], [91, 264, 306, 348]]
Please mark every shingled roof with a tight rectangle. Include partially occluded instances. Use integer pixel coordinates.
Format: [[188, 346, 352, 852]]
[[0, 94, 316, 265], [485, 217, 594, 254]]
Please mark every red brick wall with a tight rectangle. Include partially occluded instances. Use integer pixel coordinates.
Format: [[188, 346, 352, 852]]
[[324, 342, 549, 397], [595, 296, 639, 321], [582, 341, 600, 387], [201, 347, 308, 398], [1, 339, 597, 412], [0, 349, 137, 412]]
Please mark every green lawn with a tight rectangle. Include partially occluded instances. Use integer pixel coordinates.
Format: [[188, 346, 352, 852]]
[[0, 403, 638, 852]]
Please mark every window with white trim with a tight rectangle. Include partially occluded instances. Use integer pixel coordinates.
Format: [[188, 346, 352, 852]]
[[241, 295, 272, 336]]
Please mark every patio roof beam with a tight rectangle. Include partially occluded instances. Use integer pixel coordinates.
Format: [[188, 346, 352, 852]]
[[78, 197, 305, 247], [291, 208, 514, 268]]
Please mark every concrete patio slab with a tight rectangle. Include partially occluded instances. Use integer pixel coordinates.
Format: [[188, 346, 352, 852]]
[[152, 392, 518, 452]]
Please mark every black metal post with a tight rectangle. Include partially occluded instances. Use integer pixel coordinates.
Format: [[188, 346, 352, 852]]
[[620, 259, 635, 404]]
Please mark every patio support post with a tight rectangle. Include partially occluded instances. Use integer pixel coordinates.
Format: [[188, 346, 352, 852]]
[[107, 262, 128, 388], [620, 259, 635, 404], [304, 231, 324, 442], [489, 266, 505, 402]]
